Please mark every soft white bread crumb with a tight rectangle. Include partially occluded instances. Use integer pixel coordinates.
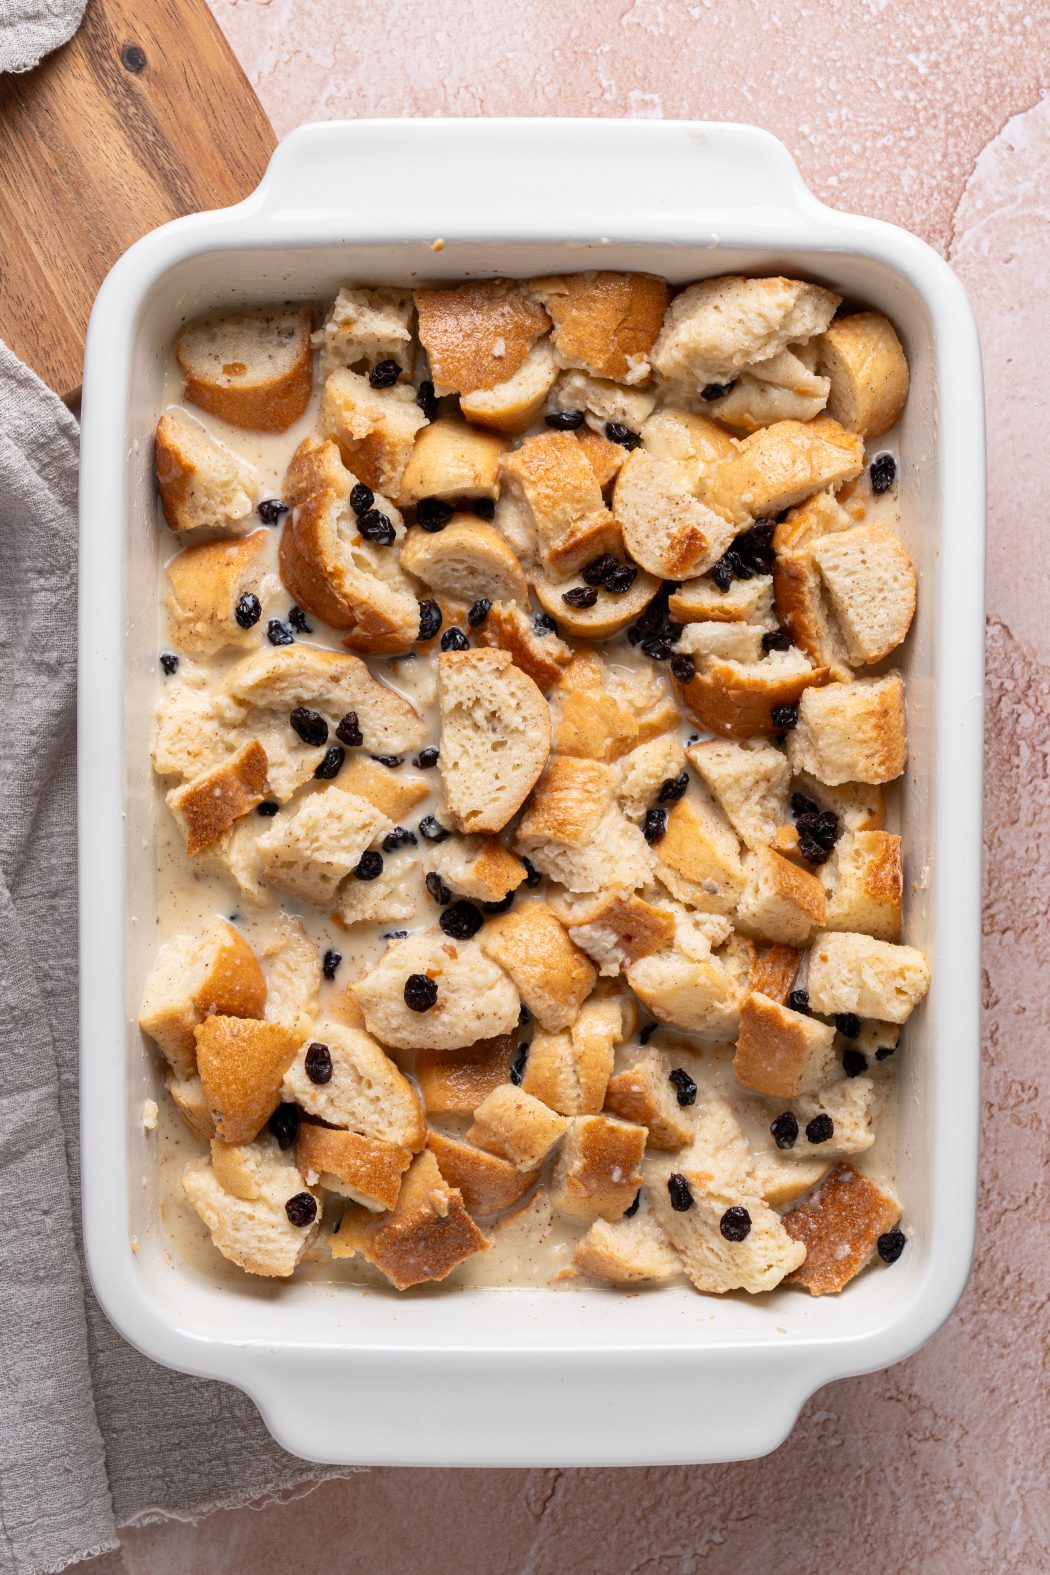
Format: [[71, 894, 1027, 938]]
[[314, 285, 414, 377], [626, 930, 747, 1040], [604, 1047, 694, 1150], [460, 338, 560, 434], [786, 673, 907, 786], [612, 450, 735, 580], [352, 930, 520, 1051], [176, 307, 313, 433], [572, 1195, 680, 1284], [183, 1136, 319, 1277], [479, 902, 596, 1032], [822, 830, 903, 941], [151, 670, 237, 782], [400, 517, 529, 607], [259, 915, 321, 1039], [736, 846, 827, 947], [675, 619, 766, 664], [400, 418, 508, 503], [528, 271, 670, 384], [817, 311, 910, 438], [155, 408, 258, 536], [641, 406, 737, 502], [676, 1090, 824, 1209], [165, 530, 268, 658], [467, 1084, 569, 1170], [669, 572, 775, 627], [546, 368, 657, 435], [615, 733, 687, 823], [733, 990, 838, 1098], [649, 1167, 806, 1295], [282, 1019, 426, 1148], [255, 789, 392, 907], [650, 275, 839, 389], [550, 1113, 647, 1221], [805, 930, 931, 1024], [337, 856, 423, 928], [499, 429, 621, 579], [686, 737, 789, 850], [808, 524, 917, 666], [437, 648, 551, 834], [321, 369, 428, 501]]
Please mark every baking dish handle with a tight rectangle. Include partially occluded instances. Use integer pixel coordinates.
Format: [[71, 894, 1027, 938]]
[[239, 118, 828, 232]]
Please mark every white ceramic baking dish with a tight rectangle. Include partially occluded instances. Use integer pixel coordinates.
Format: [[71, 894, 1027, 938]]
[[78, 119, 985, 1467]]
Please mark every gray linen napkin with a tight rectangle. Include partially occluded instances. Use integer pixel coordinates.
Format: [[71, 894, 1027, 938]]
[[0, 0, 87, 73], [0, 346, 348, 1575]]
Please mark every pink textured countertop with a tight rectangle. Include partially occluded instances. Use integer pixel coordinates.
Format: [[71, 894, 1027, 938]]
[[88, 6, 1050, 1570]]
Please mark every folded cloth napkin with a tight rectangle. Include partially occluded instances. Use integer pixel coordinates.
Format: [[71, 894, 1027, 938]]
[[0, 347, 347, 1575], [0, 0, 87, 73]]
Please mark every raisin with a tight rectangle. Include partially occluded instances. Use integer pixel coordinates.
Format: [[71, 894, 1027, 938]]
[[643, 806, 668, 844], [545, 409, 585, 430], [467, 598, 492, 628], [290, 706, 329, 747], [790, 792, 820, 820], [358, 508, 396, 545], [787, 989, 810, 1014], [639, 1022, 660, 1045], [304, 1042, 333, 1084], [641, 637, 673, 662], [288, 605, 312, 633], [349, 482, 375, 516], [417, 497, 453, 532], [533, 611, 558, 636], [267, 619, 295, 646], [257, 498, 289, 525], [473, 498, 496, 520], [440, 627, 470, 651], [815, 810, 840, 847], [603, 563, 638, 594], [842, 1048, 868, 1078], [869, 453, 897, 494], [806, 1113, 834, 1144], [623, 1190, 642, 1218], [234, 592, 262, 629], [762, 629, 791, 653], [335, 711, 363, 747], [382, 826, 418, 851], [353, 851, 384, 881], [314, 745, 345, 780], [604, 421, 641, 450], [256, 800, 280, 817], [285, 1192, 318, 1227], [562, 585, 598, 609], [418, 815, 450, 843], [669, 1067, 698, 1107], [322, 949, 342, 980], [770, 703, 798, 730], [522, 857, 542, 889], [719, 1205, 752, 1241], [711, 557, 735, 592], [701, 381, 736, 401], [417, 599, 443, 641], [369, 358, 401, 388], [440, 900, 484, 940], [413, 746, 440, 769], [509, 1043, 528, 1085], [383, 930, 408, 940], [370, 754, 403, 768], [875, 1043, 897, 1062], [425, 871, 452, 905], [657, 771, 690, 804], [798, 834, 831, 866], [404, 973, 439, 1012], [416, 380, 438, 421], [769, 1111, 799, 1149], [734, 521, 776, 574], [160, 651, 179, 675], [670, 653, 696, 685], [877, 1228, 906, 1263], [268, 1102, 300, 1150], [483, 892, 515, 914], [518, 1003, 531, 1025], [583, 554, 618, 587], [667, 1173, 694, 1212], [835, 1012, 861, 1039]]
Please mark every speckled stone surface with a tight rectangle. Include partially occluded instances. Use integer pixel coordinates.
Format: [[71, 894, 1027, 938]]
[[82, 9, 1050, 1571]]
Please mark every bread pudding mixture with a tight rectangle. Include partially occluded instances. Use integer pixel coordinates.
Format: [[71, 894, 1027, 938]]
[[143, 276, 925, 1298]]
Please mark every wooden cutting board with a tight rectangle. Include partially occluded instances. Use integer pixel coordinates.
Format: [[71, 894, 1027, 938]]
[[0, 0, 276, 398]]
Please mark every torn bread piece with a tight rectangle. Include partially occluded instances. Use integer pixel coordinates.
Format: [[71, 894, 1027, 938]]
[[530, 562, 661, 641], [784, 1161, 900, 1295], [183, 1136, 320, 1278], [686, 737, 790, 850], [669, 572, 775, 627], [336, 856, 422, 929], [822, 830, 903, 941], [479, 902, 596, 1032], [165, 530, 268, 659], [546, 369, 657, 438], [166, 740, 269, 855], [786, 673, 907, 786], [139, 918, 267, 1079], [573, 1193, 680, 1285], [151, 669, 236, 782], [677, 1091, 824, 1210], [471, 598, 574, 691], [282, 1020, 426, 1149], [426, 1130, 539, 1215], [437, 648, 551, 834], [703, 344, 831, 433], [260, 915, 321, 1039], [749, 944, 802, 1005], [352, 930, 520, 1051], [400, 418, 509, 504], [649, 1169, 805, 1295], [675, 647, 827, 741], [615, 733, 688, 822], [499, 429, 621, 579], [808, 524, 917, 666], [429, 835, 527, 904], [641, 406, 738, 504], [176, 306, 313, 433], [675, 619, 766, 665], [321, 369, 428, 502], [460, 338, 559, 434], [613, 450, 736, 580], [805, 930, 930, 1024], [401, 516, 529, 607], [551, 1114, 647, 1222], [314, 286, 414, 377], [297, 1122, 413, 1212], [467, 1085, 569, 1171], [552, 650, 679, 765], [736, 846, 827, 947], [255, 789, 392, 906], [775, 1075, 877, 1160], [414, 1032, 520, 1116], [652, 790, 745, 915], [521, 986, 629, 1115], [564, 889, 677, 976], [817, 311, 910, 439], [650, 275, 840, 391], [414, 278, 550, 395], [155, 408, 258, 536], [331, 1149, 488, 1288], [528, 271, 670, 384], [195, 1016, 302, 1145], [574, 426, 631, 489], [604, 1047, 694, 1150], [705, 417, 865, 525], [626, 922, 749, 1040], [517, 760, 655, 895], [733, 991, 839, 1099]]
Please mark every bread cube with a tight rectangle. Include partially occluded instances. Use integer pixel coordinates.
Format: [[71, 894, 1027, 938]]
[[823, 830, 902, 941], [817, 311, 909, 438], [426, 1130, 538, 1215], [809, 524, 916, 665], [653, 791, 745, 914], [547, 369, 657, 439], [736, 846, 826, 946], [703, 344, 830, 433], [165, 530, 268, 659], [784, 1161, 900, 1295], [604, 1048, 694, 1150], [708, 416, 864, 523], [573, 1198, 680, 1285], [256, 789, 389, 906], [321, 368, 428, 501], [176, 306, 312, 433], [733, 991, 838, 1099], [615, 734, 688, 823], [139, 917, 266, 1078], [401, 418, 510, 505], [282, 1020, 426, 1149], [154, 408, 258, 536], [296, 1123, 412, 1212], [151, 670, 234, 783], [479, 902, 596, 1032], [401, 516, 529, 607], [414, 1032, 520, 1116], [260, 915, 321, 1040], [472, 598, 574, 691], [352, 930, 521, 1051], [166, 1073, 215, 1142], [787, 672, 907, 785], [166, 739, 269, 855], [467, 1085, 569, 1170], [651, 275, 839, 389], [529, 271, 669, 384], [772, 545, 851, 680], [748, 943, 802, 1004], [331, 1149, 488, 1288], [414, 278, 549, 395], [784, 1075, 877, 1159], [649, 1169, 806, 1295], [521, 986, 628, 1115], [613, 450, 735, 579], [551, 1114, 647, 1222], [627, 930, 747, 1040], [564, 890, 677, 976], [499, 429, 620, 578], [314, 285, 414, 377], [806, 930, 930, 1023], [675, 648, 827, 740], [437, 648, 551, 834], [530, 563, 662, 640], [183, 1137, 319, 1277], [195, 1016, 301, 1145], [669, 572, 775, 627], [686, 737, 790, 850], [460, 338, 559, 434]]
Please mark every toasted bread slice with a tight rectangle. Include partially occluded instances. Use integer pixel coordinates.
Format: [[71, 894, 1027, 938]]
[[321, 369, 428, 501], [352, 930, 520, 1051], [808, 524, 916, 665], [194, 1016, 301, 1145], [183, 1137, 319, 1277], [414, 279, 550, 394], [467, 1084, 569, 1171], [140, 918, 267, 1078], [330, 1149, 488, 1287], [414, 1032, 520, 1116], [604, 1047, 694, 1150], [282, 1019, 426, 1148], [426, 1130, 538, 1215], [479, 902, 596, 1032], [786, 672, 906, 786], [733, 991, 838, 1099], [471, 598, 574, 691], [155, 408, 258, 536], [437, 648, 551, 834], [650, 275, 839, 389], [613, 450, 736, 579], [784, 1162, 900, 1295], [176, 307, 313, 433], [551, 1114, 647, 1222], [296, 1122, 412, 1212], [166, 740, 269, 854], [806, 930, 930, 1023], [817, 312, 909, 438], [400, 517, 529, 606], [460, 338, 559, 433], [528, 271, 670, 384]]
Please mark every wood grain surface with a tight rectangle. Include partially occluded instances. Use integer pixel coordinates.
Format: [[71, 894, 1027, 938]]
[[0, 0, 275, 397]]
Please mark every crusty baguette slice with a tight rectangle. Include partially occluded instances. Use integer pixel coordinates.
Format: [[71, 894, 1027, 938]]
[[817, 311, 910, 438], [674, 648, 828, 740], [329, 1149, 488, 1288], [471, 598, 574, 691], [808, 524, 917, 665], [459, 338, 559, 434], [399, 418, 508, 503], [139, 917, 267, 1078], [195, 1016, 302, 1145], [165, 530, 268, 658], [282, 1019, 427, 1149], [176, 307, 313, 433], [155, 408, 258, 535], [528, 271, 670, 384], [400, 517, 529, 607], [530, 563, 662, 641], [437, 648, 551, 834], [669, 572, 775, 627]]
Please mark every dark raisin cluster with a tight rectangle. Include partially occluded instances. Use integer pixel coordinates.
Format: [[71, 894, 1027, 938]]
[[711, 520, 775, 591], [790, 792, 842, 865]]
